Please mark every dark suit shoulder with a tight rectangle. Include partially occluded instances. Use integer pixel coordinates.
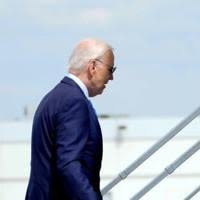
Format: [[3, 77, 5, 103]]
[[35, 77, 88, 118]]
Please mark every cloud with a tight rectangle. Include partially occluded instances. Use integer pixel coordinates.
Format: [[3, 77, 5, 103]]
[[1, 0, 113, 26], [36, 7, 112, 26], [1, 0, 200, 32], [80, 8, 112, 24], [0, 0, 163, 26]]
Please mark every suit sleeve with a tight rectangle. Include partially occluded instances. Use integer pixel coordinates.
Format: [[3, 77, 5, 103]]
[[55, 98, 102, 200]]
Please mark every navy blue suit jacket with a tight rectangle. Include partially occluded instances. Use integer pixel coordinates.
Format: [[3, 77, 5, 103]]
[[25, 77, 103, 200]]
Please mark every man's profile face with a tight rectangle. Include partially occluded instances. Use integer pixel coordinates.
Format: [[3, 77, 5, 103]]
[[90, 50, 115, 96]]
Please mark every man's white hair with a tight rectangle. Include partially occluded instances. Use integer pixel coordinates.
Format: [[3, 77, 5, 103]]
[[68, 38, 113, 72]]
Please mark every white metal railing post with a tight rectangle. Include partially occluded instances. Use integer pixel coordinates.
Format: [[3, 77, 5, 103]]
[[130, 140, 200, 200], [184, 185, 200, 200], [101, 106, 200, 195]]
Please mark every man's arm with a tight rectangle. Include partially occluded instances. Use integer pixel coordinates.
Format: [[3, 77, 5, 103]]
[[55, 98, 102, 200]]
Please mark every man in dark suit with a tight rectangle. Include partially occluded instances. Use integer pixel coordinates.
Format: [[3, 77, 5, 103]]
[[25, 38, 116, 200]]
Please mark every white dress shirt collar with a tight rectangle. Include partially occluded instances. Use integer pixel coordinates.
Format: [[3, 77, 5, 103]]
[[67, 73, 89, 99]]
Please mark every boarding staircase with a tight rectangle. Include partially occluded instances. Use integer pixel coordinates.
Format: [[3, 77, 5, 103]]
[[101, 106, 200, 200]]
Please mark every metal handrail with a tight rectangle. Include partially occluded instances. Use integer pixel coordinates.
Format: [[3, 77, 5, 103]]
[[130, 140, 200, 200], [101, 106, 200, 195], [184, 185, 200, 200]]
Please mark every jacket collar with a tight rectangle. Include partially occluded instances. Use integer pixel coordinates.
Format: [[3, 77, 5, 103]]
[[61, 76, 89, 99]]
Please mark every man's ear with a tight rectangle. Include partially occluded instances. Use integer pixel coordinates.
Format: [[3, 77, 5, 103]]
[[87, 60, 96, 79]]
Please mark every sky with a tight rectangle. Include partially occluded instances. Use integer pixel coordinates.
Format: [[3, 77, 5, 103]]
[[1, 0, 200, 120]]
